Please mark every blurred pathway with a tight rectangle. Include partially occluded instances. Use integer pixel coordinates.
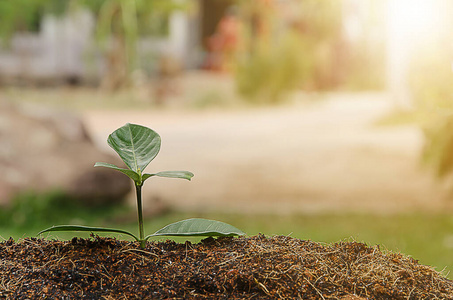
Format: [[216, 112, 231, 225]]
[[83, 92, 449, 215]]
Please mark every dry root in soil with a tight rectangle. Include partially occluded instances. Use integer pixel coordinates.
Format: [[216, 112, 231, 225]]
[[1, 235, 452, 299]]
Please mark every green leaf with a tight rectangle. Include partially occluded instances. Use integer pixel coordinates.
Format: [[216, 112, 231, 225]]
[[38, 225, 139, 241], [94, 162, 140, 182], [107, 123, 161, 173], [142, 171, 194, 182], [146, 218, 245, 239]]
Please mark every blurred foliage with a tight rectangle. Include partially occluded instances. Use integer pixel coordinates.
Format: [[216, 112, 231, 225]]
[[408, 37, 453, 180], [0, 0, 79, 43], [0, 0, 183, 41], [409, 47, 453, 113], [0, 0, 186, 89], [234, 0, 387, 102], [0, 0, 388, 94], [81, 0, 185, 71], [235, 1, 345, 103], [342, 40, 386, 91], [341, 0, 386, 91], [0, 0, 44, 43], [78, 0, 186, 89], [83, 0, 180, 37], [422, 117, 453, 178], [0, 190, 126, 230], [236, 30, 312, 103]]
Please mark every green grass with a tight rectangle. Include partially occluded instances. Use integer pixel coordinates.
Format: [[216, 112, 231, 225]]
[[0, 190, 131, 239], [1, 206, 452, 278]]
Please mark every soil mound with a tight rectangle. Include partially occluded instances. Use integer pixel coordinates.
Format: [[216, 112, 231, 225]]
[[1, 235, 452, 299]]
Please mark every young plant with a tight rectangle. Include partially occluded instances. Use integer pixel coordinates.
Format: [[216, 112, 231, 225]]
[[39, 123, 244, 248]]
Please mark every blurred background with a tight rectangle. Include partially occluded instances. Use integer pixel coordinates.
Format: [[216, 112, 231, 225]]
[[1, 0, 453, 277]]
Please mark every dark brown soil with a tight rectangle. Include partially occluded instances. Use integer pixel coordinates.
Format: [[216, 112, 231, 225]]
[[1, 235, 452, 299]]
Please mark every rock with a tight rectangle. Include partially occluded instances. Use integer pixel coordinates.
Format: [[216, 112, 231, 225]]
[[0, 99, 131, 206], [67, 168, 131, 206]]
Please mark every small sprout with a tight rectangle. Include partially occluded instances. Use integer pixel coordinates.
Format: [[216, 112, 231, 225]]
[[39, 123, 245, 249]]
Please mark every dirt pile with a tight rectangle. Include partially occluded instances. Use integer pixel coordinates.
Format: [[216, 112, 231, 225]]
[[1, 235, 452, 299]]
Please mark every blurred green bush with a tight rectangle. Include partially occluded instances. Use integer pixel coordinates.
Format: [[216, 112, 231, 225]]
[[0, 190, 125, 230], [236, 30, 312, 103], [234, 1, 345, 104], [409, 46, 453, 113], [408, 41, 453, 182], [234, 0, 385, 103], [422, 118, 453, 178]]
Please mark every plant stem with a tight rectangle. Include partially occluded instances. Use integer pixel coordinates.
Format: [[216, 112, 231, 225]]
[[136, 184, 146, 249]]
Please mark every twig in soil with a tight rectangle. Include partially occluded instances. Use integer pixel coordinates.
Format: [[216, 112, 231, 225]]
[[254, 278, 271, 296], [305, 277, 326, 300], [120, 248, 158, 257], [216, 253, 246, 266]]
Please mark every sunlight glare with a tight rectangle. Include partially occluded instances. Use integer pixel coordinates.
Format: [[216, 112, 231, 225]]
[[387, 0, 440, 43], [386, 0, 446, 107]]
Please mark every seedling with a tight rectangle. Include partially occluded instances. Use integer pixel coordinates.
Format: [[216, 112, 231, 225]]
[[39, 123, 244, 248]]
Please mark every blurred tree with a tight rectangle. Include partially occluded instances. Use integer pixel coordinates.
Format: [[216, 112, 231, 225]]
[[0, 0, 72, 84], [0, 0, 45, 43]]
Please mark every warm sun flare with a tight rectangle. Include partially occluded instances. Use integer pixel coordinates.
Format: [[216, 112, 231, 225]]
[[387, 0, 441, 42], [386, 0, 449, 106]]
